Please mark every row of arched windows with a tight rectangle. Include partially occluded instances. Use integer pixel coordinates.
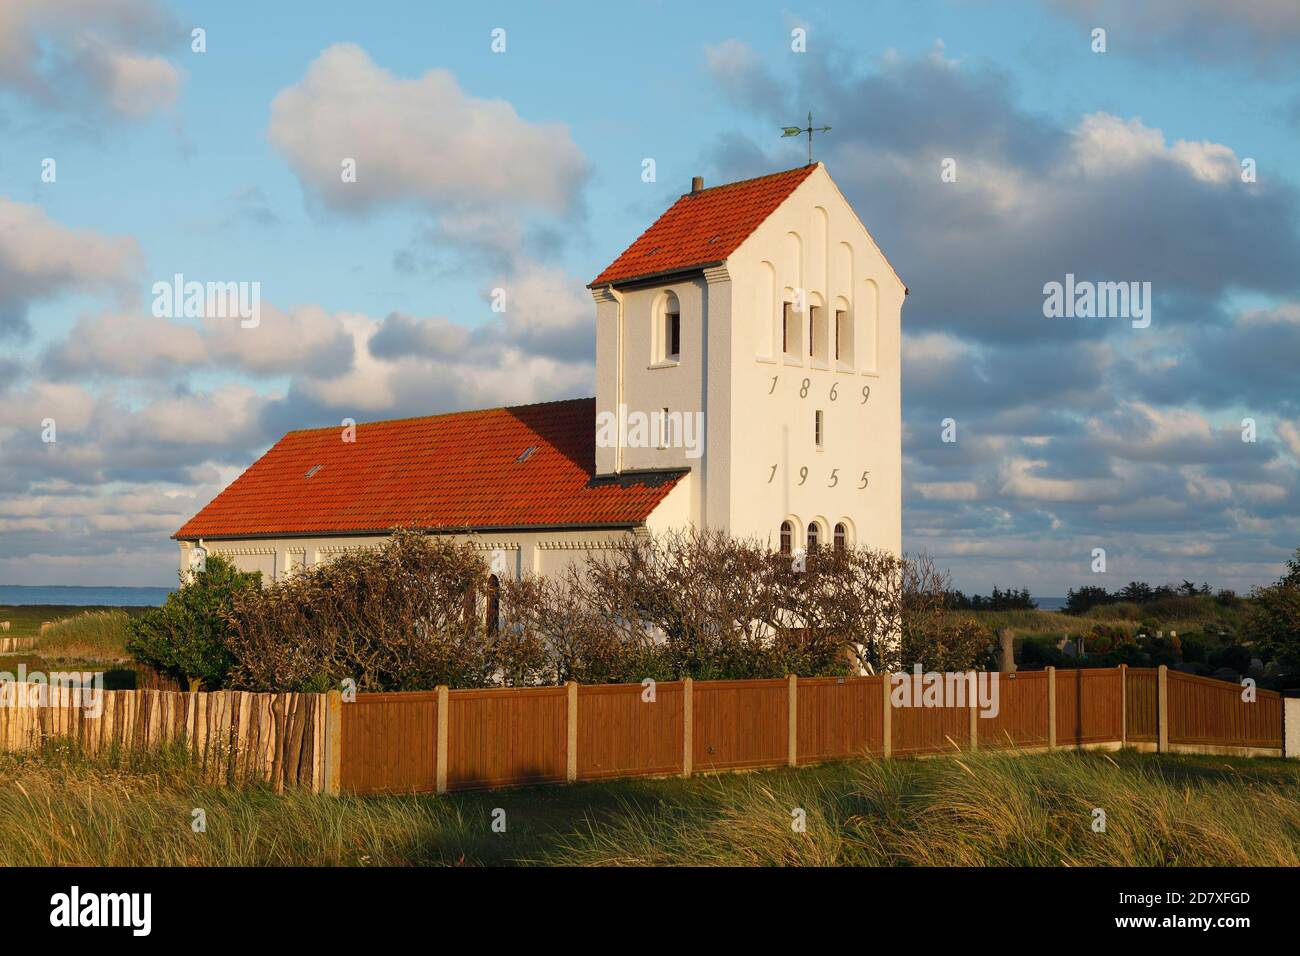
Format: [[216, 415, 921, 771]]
[[779, 520, 848, 555]]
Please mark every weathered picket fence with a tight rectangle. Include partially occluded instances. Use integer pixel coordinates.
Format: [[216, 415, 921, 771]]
[[0, 683, 326, 791]]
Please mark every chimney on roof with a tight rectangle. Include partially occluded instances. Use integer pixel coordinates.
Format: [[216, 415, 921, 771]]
[[691, 175, 704, 193]]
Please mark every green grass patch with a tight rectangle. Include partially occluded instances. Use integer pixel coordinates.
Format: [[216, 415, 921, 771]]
[[0, 605, 150, 641], [0, 748, 1295, 866], [32, 609, 133, 662]]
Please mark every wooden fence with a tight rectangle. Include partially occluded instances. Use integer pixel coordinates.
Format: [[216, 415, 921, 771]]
[[0, 665, 1289, 796], [335, 665, 1291, 795], [0, 683, 327, 791]]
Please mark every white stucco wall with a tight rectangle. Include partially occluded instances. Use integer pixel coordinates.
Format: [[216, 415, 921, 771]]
[[725, 165, 905, 556], [592, 164, 904, 557], [180, 527, 639, 586]]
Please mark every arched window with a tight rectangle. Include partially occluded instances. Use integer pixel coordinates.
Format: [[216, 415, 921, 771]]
[[807, 522, 820, 552], [657, 291, 681, 363], [809, 304, 828, 364], [834, 522, 847, 552], [779, 520, 793, 555], [485, 574, 501, 636], [835, 307, 853, 366], [782, 300, 798, 357]]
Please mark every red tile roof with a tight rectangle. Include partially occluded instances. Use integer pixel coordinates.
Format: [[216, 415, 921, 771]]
[[590, 165, 818, 287], [175, 398, 685, 540]]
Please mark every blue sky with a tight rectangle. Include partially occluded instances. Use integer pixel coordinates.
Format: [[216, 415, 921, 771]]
[[1, 0, 1298, 594]]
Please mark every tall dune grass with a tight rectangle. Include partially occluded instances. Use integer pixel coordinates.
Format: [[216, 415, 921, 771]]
[[32, 609, 132, 663], [0, 747, 1294, 866], [548, 750, 1300, 867]]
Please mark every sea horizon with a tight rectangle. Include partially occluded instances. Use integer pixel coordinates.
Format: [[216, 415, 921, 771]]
[[0, 585, 176, 607]]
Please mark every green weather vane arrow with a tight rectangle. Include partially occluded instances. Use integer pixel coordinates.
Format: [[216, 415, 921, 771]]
[[782, 111, 831, 164]]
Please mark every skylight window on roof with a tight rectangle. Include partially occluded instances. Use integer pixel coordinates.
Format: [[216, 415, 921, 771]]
[[516, 446, 538, 463], [304, 464, 322, 478]]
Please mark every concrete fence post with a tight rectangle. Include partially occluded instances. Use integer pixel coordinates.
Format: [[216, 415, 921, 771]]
[[1157, 665, 1169, 753], [880, 671, 892, 758], [682, 678, 694, 778], [787, 675, 798, 767], [1284, 698, 1300, 759], [1046, 666, 1057, 750], [322, 689, 342, 796], [566, 681, 578, 783], [1119, 664, 1128, 747], [435, 685, 449, 795]]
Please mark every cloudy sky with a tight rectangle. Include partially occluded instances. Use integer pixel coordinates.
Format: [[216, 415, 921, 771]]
[[0, 0, 1297, 595]]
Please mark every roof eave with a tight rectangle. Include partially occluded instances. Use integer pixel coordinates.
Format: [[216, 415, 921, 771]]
[[587, 260, 723, 291], [173, 519, 660, 543]]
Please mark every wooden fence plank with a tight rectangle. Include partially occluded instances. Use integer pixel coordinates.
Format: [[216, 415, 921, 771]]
[[576, 682, 684, 780]]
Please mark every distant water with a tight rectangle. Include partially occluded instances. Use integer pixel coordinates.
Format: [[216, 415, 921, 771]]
[[1036, 597, 1068, 611], [0, 585, 173, 607]]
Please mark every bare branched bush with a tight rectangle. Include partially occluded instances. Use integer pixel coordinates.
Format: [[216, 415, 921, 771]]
[[225, 530, 496, 691], [217, 528, 989, 692], [897, 553, 995, 672]]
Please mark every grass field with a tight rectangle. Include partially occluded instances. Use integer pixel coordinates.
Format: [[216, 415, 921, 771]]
[[963, 596, 1253, 643], [0, 747, 1295, 866], [0, 606, 139, 687], [0, 604, 150, 640]]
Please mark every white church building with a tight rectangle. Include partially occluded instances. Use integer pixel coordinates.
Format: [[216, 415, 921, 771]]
[[175, 163, 904, 582]]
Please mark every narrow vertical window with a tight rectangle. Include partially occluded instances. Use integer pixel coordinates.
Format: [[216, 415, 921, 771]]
[[463, 583, 477, 627], [815, 410, 824, 448], [659, 407, 669, 449], [835, 308, 852, 366], [658, 292, 681, 363], [780, 520, 793, 555], [807, 522, 820, 552], [834, 522, 847, 552], [486, 574, 501, 636], [782, 302, 791, 354]]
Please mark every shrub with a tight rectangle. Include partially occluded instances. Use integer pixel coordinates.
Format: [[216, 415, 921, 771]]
[[1084, 622, 1129, 656], [126, 556, 261, 689], [1179, 634, 1208, 664], [1208, 643, 1252, 674], [210, 528, 988, 692], [503, 529, 919, 680], [1245, 548, 1300, 674], [223, 530, 498, 692]]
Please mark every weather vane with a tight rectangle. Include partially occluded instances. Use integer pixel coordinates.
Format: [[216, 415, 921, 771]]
[[782, 112, 831, 164]]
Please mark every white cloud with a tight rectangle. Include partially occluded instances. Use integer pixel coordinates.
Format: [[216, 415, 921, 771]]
[[0, 0, 182, 119], [1071, 114, 1239, 183], [268, 44, 589, 217], [1277, 420, 1300, 461], [998, 457, 1125, 502], [44, 305, 355, 379], [0, 199, 142, 334]]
